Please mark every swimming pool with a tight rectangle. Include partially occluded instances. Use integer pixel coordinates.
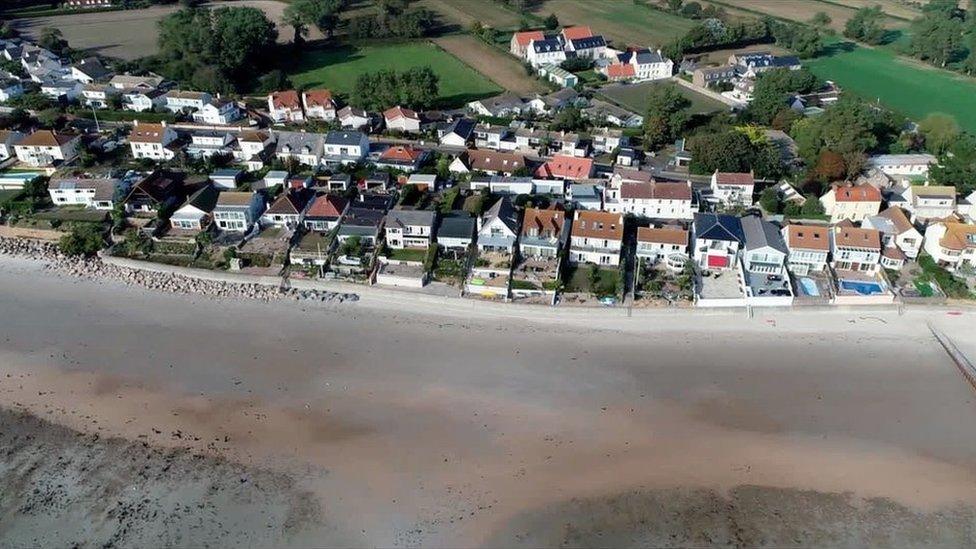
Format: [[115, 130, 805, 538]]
[[839, 279, 885, 295], [798, 277, 819, 297]]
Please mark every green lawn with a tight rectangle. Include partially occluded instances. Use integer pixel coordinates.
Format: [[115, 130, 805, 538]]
[[599, 80, 728, 116], [288, 42, 502, 108], [564, 265, 620, 298], [807, 40, 976, 134], [387, 247, 428, 262]]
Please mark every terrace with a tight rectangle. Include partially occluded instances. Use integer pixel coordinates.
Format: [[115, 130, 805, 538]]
[[830, 268, 895, 305], [511, 256, 561, 295]]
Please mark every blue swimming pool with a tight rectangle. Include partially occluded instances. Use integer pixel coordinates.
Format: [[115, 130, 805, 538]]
[[840, 279, 885, 295], [798, 277, 819, 297]]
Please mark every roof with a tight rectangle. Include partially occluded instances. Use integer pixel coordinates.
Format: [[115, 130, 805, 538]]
[[386, 208, 435, 228], [939, 222, 976, 251], [109, 74, 163, 88], [482, 196, 519, 233], [532, 38, 564, 53], [606, 63, 636, 78], [882, 245, 906, 261], [741, 216, 787, 254], [325, 131, 365, 146], [613, 167, 654, 183], [165, 89, 209, 101], [270, 90, 301, 109], [338, 106, 368, 119], [522, 207, 565, 237], [216, 191, 254, 207], [868, 154, 936, 166], [562, 26, 594, 40], [913, 185, 956, 199], [48, 177, 117, 191], [384, 105, 419, 122], [443, 118, 475, 139], [472, 92, 524, 112], [833, 226, 881, 249], [713, 171, 754, 186], [239, 130, 270, 143], [276, 131, 323, 153], [831, 183, 881, 203], [342, 206, 385, 228], [18, 130, 78, 148], [694, 213, 744, 243], [572, 210, 623, 240], [125, 172, 177, 204], [182, 184, 219, 212], [266, 190, 312, 215], [513, 30, 545, 47], [379, 145, 425, 163], [437, 215, 475, 239], [620, 181, 691, 201], [128, 123, 169, 144], [302, 89, 334, 107], [570, 35, 606, 50], [71, 57, 111, 79], [784, 224, 829, 251], [876, 207, 914, 234], [637, 226, 687, 246], [459, 149, 526, 172], [535, 155, 593, 179], [305, 194, 347, 219]]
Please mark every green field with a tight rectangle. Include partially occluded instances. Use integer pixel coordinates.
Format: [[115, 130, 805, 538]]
[[598, 81, 729, 116], [807, 41, 976, 134], [531, 0, 696, 47], [288, 42, 501, 108]]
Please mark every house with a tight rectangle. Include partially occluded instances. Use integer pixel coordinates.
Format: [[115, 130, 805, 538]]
[[449, 149, 527, 176], [191, 99, 241, 125], [477, 197, 519, 253], [525, 88, 579, 115], [473, 124, 515, 150], [213, 191, 264, 232], [170, 184, 219, 231], [0, 130, 25, 160], [122, 171, 179, 214], [274, 131, 323, 167], [261, 189, 314, 229], [262, 170, 289, 189], [616, 180, 695, 220], [710, 171, 754, 207], [337, 106, 371, 130], [0, 77, 24, 103], [69, 57, 112, 84], [209, 168, 242, 190], [163, 90, 212, 113], [526, 38, 567, 68], [692, 65, 738, 88], [186, 130, 235, 159], [821, 183, 882, 223], [235, 130, 273, 167], [109, 74, 163, 90], [437, 213, 476, 250], [383, 106, 421, 133], [566, 34, 607, 60], [600, 48, 673, 82], [79, 84, 118, 108], [569, 210, 624, 266], [323, 131, 368, 166], [385, 209, 436, 249], [923, 219, 976, 272], [471, 176, 534, 196], [467, 93, 525, 118], [692, 213, 744, 270], [741, 215, 789, 275], [514, 128, 586, 156], [376, 145, 428, 172], [40, 79, 83, 101], [831, 226, 881, 275], [520, 206, 567, 258], [561, 26, 594, 41], [303, 194, 348, 232], [535, 155, 593, 180], [302, 89, 336, 120], [337, 207, 386, 246], [782, 223, 829, 275], [13, 130, 80, 166], [862, 207, 923, 260], [568, 183, 602, 210], [47, 177, 118, 209], [636, 225, 688, 264], [616, 146, 639, 168], [268, 90, 304, 123], [360, 171, 392, 192], [728, 52, 801, 77], [438, 118, 476, 147], [128, 121, 179, 161], [907, 185, 956, 222], [583, 99, 644, 128], [510, 30, 545, 59], [591, 128, 627, 154], [121, 88, 164, 112], [406, 173, 437, 191], [868, 154, 936, 178]]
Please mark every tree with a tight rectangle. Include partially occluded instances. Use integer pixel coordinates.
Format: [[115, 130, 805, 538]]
[[744, 68, 819, 125], [550, 107, 586, 132], [909, 11, 965, 67], [800, 195, 825, 216], [918, 113, 961, 155], [642, 85, 691, 150], [354, 67, 439, 111], [812, 150, 847, 182], [59, 224, 105, 257], [930, 133, 976, 195], [844, 6, 886, 44], [810, 11, 832, 29], [687, 129, 754, 174], [39, 27, 68, 55], [284, 0, 345, 43], [667, 0, 683, 11], [759, 187, 780, 214], [544, 13, 559, 30]]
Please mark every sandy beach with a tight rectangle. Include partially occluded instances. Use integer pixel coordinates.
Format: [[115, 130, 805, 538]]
[[0, 256, 975, 547]]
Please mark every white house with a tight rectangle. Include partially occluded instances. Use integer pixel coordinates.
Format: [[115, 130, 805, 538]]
[[741, 216, 788, 275], [564, 35, 607, 60], [302, 89, 336, 120], [214, 191, 264, 233], [268, 90, 304, 123], [163, 90, 212, 113], [121, 89, 164, 112], [323, 131, 369, 166], [526, 38, 567, 68], [467, 93, 526, 118], [782, 223, 829, 275], [337, 106, 371, 129], [436, 215, 476, 250], [170, 185, 218, 231], [186, 131, 235, 159], [599, 48, 673, 82], [569, 210, 624, 266], [109, 74, 164, 90], [40, 79, 82, 101], [616, 180, 695, 220], [862, 207, 923, 260], [692, 213, 743, 271], [191, 99, 241, 125], [0, 130, 25, 160], [636, 226, 688, 264], [69, 57, 111, 84], [510, 30, 545, 58], [831, 226, 881, 276], [80, 84, 119, 109], [274, 131, 323, 167], [383, 105, 421, 133], [385, 209, 436, 249], [128, 121, 178, 160], [820, 183, 882, 223], [13, 130, 81, 167], [923, 220, 976, 272], [477, 197, 520, 253], [868, 154, 936, 178], [520, 207, 567, 259], [710, 171, 754, 207], [0, 77, 24, 103], [261, 190, 314, 229], [906, 185, 956, 222], [235, 130, 273, 165], [47, 177, 117, 209]]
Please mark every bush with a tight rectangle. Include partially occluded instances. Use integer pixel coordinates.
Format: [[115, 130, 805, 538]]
[[918, 254, 972, 299], [59, 224, 105, 257]]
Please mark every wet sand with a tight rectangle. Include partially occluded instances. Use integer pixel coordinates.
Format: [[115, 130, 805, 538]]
[[1, 257, 975, 547]]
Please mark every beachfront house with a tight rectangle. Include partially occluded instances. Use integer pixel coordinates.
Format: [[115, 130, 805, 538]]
[[923, 219, 976, 272], [337, 207, 386, 247], [831, 226, 882, 276], [47, 177, 118, 210], [709, 171, 754, 207], [122, 171, 180, 214], [616, 180, 695, 220], [170, 185, 219, 232], [569, 210, 623, 266], [436, 213, 476, 251], [520, 206, 567, 259], [385, 209, 436, 250], [477, 197, 520, 254], [261, 189, 314, 230], [692, 213, 744, 271], [213, 191, 264, 233], [302, 194, 348, 233], [636, 225, 688, 264], [782, 223, 829, 275], [862, 207, 922, 260], [821, 183, 882, 223]]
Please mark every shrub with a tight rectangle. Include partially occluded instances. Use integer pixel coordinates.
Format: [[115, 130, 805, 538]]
[[59, 224, 105, 257]]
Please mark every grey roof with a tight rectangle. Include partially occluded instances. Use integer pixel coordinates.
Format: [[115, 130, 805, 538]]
[[570, 36, 606, 50], [570, 184, 599, 200], [342, 207, 385, 228], [443, 118, 475, 139], [325, 130, 365, 146], [72, 57, 112, 80], [437, 215, 475, 240], [633, 49, 665, 64], [482, 196, 518, 232], [275, 131, 323, 154], [695, 213, 744, 243], [771, 55, 801, 68], [532, 38, 563, 53], [475, 93, 524, 112], [386, 209, 435, 229], [741, 216, 787, 253], [210, 168, 242, 178]]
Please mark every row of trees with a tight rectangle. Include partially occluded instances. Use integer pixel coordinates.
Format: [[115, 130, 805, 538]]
[[906, 0, 976, 72], [346, 0, 435, 40], [352, 67, 440, 111], [282, 0, 345, 45]]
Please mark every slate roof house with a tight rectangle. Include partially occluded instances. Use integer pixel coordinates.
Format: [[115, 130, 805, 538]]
[[385, 209, 436, 249], [323, 131, 369, 165], [261, 189, 314, 229], [437, 212, 477, 250], [213, 191, 264, 233], [692, 213, 744, 271], [337, 207, 386, 246], [170, 184, 219, 231], [123, 171, 180, 214], [477, 197, 520, 253]]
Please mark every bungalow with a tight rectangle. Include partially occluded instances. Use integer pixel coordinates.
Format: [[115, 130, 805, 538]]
[[467, 93, 525, 118], [582, 99, 643, 128], [323, 131, 369, 166], [261, 189, 314, 229], [385, 209, 436, 249], [47, 177, 118, 209], [122, 171, 179, 214], [376, 145, 428, 172], [191, 99, 241, 125], [383, 106, 421, 133], [303, 194, 348, 232], [535, 155, 593, 180], [268, 90, 304, 123], [170, 184, 219, 231], [121, 88, 164, 112], [80, 84, 118, 109], [616, 180, 695, 220], [520, 206, 567, 259], [782, 223, 829, 275], [213, 191, 264, 232], [337, 206, 385, 246], [510, 30, 545, 59], [109, 74, 163, 90], [526, 38, 566, 68], [831, 226, 882, 276], [525, 87, 579, 116], [820, 182, 882, 223], [692, 213, 744, 270], [868, 154, 936, 178], [337, 106, 371, 130], [477, 197, 520, 253], [209, 168, 242, 190], [128, 121, 179, 161], [163, 90, 212, 113], [862, 207, 922, 260], [186, 130, 235, 159], [361, 171, 392, 192], [274, 131, 323, 168], [302, 89, 336, 120], [569, 210, 624, 266], [14, 130, 80, 167], [907, 185, 956, 222], [692, 65, 737, 88], [0, 130, 25, 160], [69, 57, 112, 84], [437, 213, 476, 250], [40, 79, 82, 101], [450, 149, 527, 176], [709, 171, 754, 207], [438, 118, 476, 148], [923, 219, 976, 272], [636, 225, 688, 264]]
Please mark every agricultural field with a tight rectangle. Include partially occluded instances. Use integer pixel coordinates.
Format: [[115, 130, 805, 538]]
[[433, 35, 547, 95], [287, 42, 501, 107], [822, 0, 920, 21], [416, 0, 523, 31], [704, 0, 908, 31], [530, 0, 696, 48], [806, 41, 976, 134], [598, 80, 728, 116]]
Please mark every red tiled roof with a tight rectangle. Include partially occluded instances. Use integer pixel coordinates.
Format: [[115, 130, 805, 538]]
[[785, 224, 829, 251], [128, 124, 168, 144], [18, 129, 77, 147], [522, 206, 565, 237], [833, 183, 881, 202], [380, 145, 424, 163], [302, 89, 334, 107], [535, 154, 593, 180], [461, 149, 526, 172], [306, 194, 347, 218], [714, 171, 754, 186], [620, 181, 691, 201], [572, 210, 623, 240], [637, 226, 688, 246], [384, 105, 419, 121], [270, 90, 301, 109], [833, 226, 881, 249], [514, 30, 545, 46], [606, 64, 636, 78], [562, 26, 593, 40]]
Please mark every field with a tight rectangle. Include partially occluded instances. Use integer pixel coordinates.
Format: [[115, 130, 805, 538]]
[[807, 40, 976, 134], [822, 0, 920, 21], [416, 0, 524, 30], [704, 0, 908, 31], [287, 42, 501, 107], [433, 35, 546, 95], [530, 0, 696, 48], [599, 79, 729, 115]]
